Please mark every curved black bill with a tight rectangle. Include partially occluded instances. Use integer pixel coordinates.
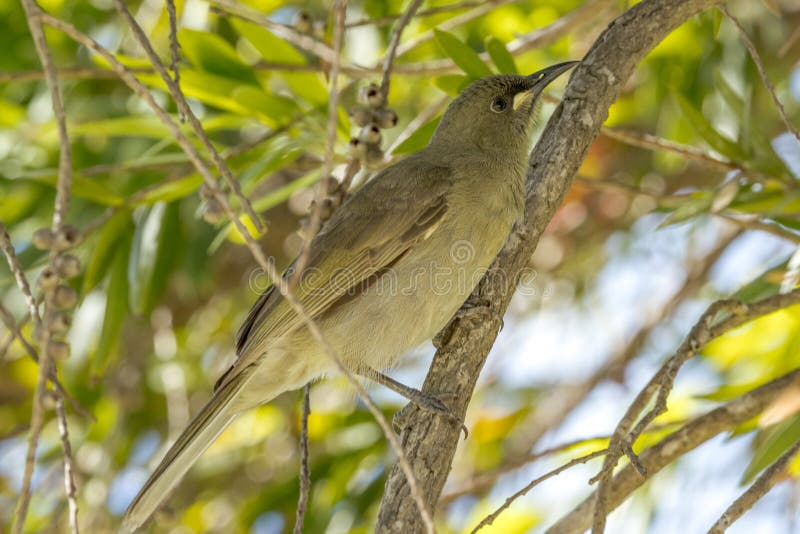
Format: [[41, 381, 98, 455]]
[[513, 61, 579, 110]]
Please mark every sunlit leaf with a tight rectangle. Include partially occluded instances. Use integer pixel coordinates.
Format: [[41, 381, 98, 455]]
[[674, 93, 748, 161], [83, 210, 134, 294], [92, 233, 131, 376], [433, 74, 470, 95], [743, 414, 800, 483], [485, 36, 517, 74], [179, 28, 259, 85], [434, 29, 492, 80], [134, 174, 204, 205], [128, 201, 181, 316]]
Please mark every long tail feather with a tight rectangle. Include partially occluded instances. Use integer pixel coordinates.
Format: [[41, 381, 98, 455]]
[[121, 365, 256, 533]]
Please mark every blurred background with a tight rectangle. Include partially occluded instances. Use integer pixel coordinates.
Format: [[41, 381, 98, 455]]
[[1, 0, 800, 532]]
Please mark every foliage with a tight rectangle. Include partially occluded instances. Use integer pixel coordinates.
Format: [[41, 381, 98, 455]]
[[0, 0, 799, 533]]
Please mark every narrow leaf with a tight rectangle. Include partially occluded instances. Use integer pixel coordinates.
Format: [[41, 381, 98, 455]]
[[92, 233, 131, 376], [674, 92, 748, 161], [434, 29, 492, 80], [83, 210, 133, 294], [391, 117, 441, 155], [485, 37, 517, 74]]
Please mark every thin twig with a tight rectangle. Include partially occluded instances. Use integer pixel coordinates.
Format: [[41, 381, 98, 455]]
[[601, 127, 739, 172], [208, 0, 342, 65], [165, 0, 183, 122], [591, 289, 800, 533], [113, 0, 265, 233], [293, 0, 348, 280], [546, 369, 800, 533], [293, 384, 311, 534], [55, 395, 79, 534], [346, 0, 485, 28], [471, 449, 608, 533], [42, 12, 432, 528], [0, 222, 41, 323], [379, 0, 425, 102], [707, 439, 800, 533], [387, 95, 448, 156], [14, 1, 76, 530], [720, 5, 800, 143]]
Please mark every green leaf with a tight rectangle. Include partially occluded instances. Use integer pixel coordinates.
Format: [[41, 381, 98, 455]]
[[433, 29, 492, 80], [485, 37, 517, 74], [390, 117, 441, 155], [133, 174, 203, 205], [83, 210, 134, 294], [231, 19, 305, 65], [743, 414, 800, 483], [714, 71, 744, 117], [178, 29, 258, 85], [656, 191, 712, 228], [92, 233, 131, 376], [19, 171, 124, 207], [433, 75, 470, 95], [674, 92, 748, 161], [231, 86, 298, 126], [128, 202, 181, 316]]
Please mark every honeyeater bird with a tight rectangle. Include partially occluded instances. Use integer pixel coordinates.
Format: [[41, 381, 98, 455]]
[[122, 60, 577, 532]]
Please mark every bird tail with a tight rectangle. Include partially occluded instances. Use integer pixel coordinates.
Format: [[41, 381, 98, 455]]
[[121, 365, 257, 533]]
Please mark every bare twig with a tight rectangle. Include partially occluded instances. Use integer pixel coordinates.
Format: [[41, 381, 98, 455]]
[[601, 127, 739, 172], [720, 5, 800, 143], [55, 395, 79, 534], [0, 223, 41, 323], [591, 289, 800, 533], [113, 0, 264, 233], [546, 369, 800, 533], [717, 213, 800, 244], [346, 0, 486, 28], [13, 0, 77, 529], [165, 0, 183, 121], [293, 0, 348, 280], [471, 449, 608, 533], [379, 0, 424, 102], [707, 439, 800, 533], [207, 0, 342, 65], [293, 384, 311, 534]]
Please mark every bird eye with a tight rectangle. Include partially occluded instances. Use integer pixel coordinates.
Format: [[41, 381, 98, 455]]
[[490, 97, 507, 113]]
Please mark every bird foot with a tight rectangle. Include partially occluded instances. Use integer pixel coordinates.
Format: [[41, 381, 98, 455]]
[[392, 391, 468, 439]]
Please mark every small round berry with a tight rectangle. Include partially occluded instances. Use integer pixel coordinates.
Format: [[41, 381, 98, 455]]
[[32, 228, 55, 250], [52, 285, 78, 310], [47, 340, 70, 361], [54, 225, 80, 251], [54, 254, 81, 279], [38, 267, 59, 292], [202, 199, 225, 224], [349, 106, 373, 128], [374, 108, 399, 129]]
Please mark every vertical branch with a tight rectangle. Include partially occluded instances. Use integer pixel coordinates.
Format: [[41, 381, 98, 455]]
[[14, 0, 76, 531], [165, 0, 183, 122], [379, 0, 424, 102], [55, 396, 80, 534], [293, 384, 312, 534]]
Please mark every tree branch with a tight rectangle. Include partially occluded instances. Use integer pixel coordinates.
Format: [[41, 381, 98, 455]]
[[375, 0, 723, 531], [546, 369, 800, 533]]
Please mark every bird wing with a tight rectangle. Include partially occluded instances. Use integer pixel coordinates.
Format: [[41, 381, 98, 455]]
[[215, 155, 453, 391]]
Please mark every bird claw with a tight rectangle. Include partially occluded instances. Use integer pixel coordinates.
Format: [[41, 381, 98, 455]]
[[392, 391, 468, 439]]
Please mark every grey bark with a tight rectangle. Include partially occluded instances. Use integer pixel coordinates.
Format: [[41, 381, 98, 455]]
[[375, 0, 722, 531]]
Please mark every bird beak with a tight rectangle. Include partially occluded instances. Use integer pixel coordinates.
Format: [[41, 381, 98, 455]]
[[512, 61, 579, 111]]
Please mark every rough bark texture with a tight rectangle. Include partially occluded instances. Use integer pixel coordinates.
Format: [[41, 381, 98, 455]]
[[375, 0, 722, 531]]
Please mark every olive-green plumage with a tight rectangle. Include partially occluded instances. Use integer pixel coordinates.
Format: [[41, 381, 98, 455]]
[[122, 61, 576, 532]]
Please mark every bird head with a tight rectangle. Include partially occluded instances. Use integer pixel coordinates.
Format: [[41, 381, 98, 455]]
[[429, 61, 578, 156]]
